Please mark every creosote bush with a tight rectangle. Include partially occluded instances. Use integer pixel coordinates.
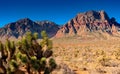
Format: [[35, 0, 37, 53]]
[[0, 31, 56, 74]]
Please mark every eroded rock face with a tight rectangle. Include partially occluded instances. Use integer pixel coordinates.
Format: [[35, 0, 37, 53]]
[[0, 18, 59, 40], [55, 10, 120, 38]]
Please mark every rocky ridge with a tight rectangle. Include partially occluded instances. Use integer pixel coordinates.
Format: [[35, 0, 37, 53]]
[[55, 10, 120, 38], [0, 18, 59, 40], [0, 10, 120, 40]]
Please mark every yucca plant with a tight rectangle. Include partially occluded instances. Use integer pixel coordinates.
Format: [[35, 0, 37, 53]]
[[49, 58, 57, 71], [9, 59, 18, 72], [0, 31, 57, 74]]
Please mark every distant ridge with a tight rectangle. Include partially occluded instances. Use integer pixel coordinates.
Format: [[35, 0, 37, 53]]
[[0, 10, 120, 40], [0, 18, 59, 40]]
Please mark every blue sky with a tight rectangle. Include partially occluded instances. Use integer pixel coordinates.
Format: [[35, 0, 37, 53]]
[[0, 0, 120, 27]]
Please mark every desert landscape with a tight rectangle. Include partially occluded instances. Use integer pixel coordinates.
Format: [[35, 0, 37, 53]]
[[0, 0, 120, 74], [0, 10, 120, 74]]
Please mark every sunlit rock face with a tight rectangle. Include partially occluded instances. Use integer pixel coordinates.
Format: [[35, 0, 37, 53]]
[[55, 10, 120, 38]]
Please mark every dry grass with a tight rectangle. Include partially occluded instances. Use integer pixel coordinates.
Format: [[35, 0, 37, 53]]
[[52, 37, 120, 74]]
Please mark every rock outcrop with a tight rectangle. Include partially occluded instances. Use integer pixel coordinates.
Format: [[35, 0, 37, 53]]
[[55, 10, 120, 38]]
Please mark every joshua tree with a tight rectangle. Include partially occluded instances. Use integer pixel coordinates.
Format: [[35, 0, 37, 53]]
[[0, 31, 56, 74], [0, 41, 6, 74], [17, 31, 56, 73]]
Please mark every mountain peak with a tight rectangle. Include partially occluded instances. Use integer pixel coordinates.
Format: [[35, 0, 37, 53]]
[[17, 18, 32, 21], [83, 10, 110, 21], [0, 18, 59, 40], [99, 10, 110, 20], [55, 10, 120, 38], [16, 18, 33, 24], [35, 20, 56, 25]]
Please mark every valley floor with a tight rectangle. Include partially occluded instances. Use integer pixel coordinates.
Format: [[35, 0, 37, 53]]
[[52, 38, 120, 74]]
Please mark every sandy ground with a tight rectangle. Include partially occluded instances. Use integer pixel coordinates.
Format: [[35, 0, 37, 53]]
[[52, 38, 120, 74]]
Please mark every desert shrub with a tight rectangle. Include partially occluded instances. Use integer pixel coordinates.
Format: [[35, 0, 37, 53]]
[[98, 55, 110, 66], [95, 49, 106, 56], [113, 48, 120, 60], [96, 67, 106, 73]]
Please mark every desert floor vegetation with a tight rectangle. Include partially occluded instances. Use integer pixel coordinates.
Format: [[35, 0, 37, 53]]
[[52, 38, 120, 74]]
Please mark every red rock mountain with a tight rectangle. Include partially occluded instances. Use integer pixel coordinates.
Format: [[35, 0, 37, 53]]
[[55, 10, 120, 38], [0, 18, 59, 40], [0, 10, 120, 40]]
